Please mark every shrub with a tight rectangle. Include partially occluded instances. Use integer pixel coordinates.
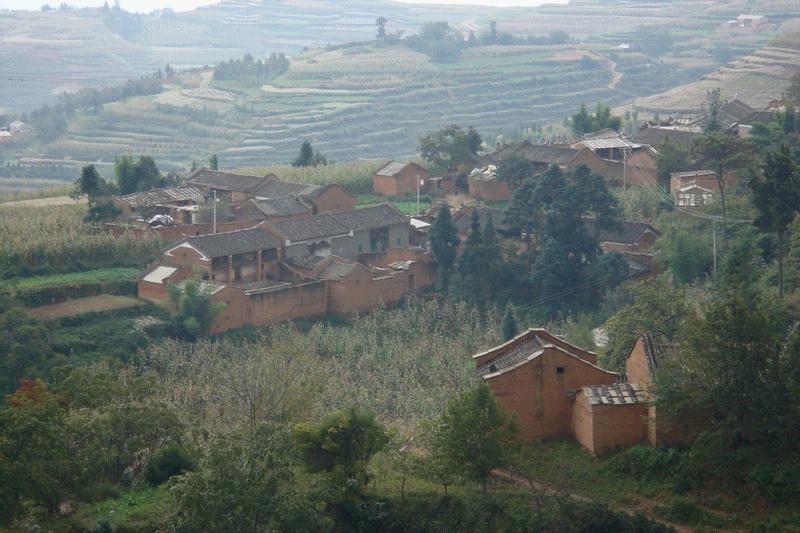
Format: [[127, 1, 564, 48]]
[[145, 444, 196, 486], [89, 518, 116, 533]]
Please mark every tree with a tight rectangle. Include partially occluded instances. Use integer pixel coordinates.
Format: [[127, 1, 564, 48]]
[[501, 302, 519, 340], [0, 294, 57, 394], [495, 155, 533, 189], [293, 408, 388, 486], [786, 71, 800, 106], [376, 17, 387, 42], [701, 88, 724, 133], [115, 155, 138, 194], [661, 230, 714, 284], [76, 164, 102, 199], [433, 384, 518, 491], [429, 205, 459, 291], [569, 103, 622, 136], [418, 125, 482, 172], [167, 279, 227, 340], [750, 143, 800, 298], [209, 153, 219, 171], [692, 131, 752, 251], [655, 137, 691, 188], [458, 210, 482, 302], [292, 141, 314, 167], [172, 425, 328, 532]]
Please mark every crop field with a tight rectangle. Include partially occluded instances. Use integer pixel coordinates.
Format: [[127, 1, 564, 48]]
[[7, 267, 139, 291], [27, 294, 143, 319]]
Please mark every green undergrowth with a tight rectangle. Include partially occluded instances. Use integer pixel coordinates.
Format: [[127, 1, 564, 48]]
[[7, 268, 139, 290]]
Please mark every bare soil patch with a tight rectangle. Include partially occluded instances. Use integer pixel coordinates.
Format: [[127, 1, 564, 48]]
[[28, 295, 142, 319]]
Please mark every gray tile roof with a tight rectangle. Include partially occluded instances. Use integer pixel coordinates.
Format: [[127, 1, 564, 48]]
[[581, 383, 645, 406], [271, 214, 350, 242], [287, 254, 327, 270], [115, 187, 205, 208], [376, 161, 421, 177], [489, 141, 581, 166], [251, 196, 312, 217], [476, 335, 545, 377], [318, 261, 359, 280], [182, 227, 281, 258], [187, 168, 270, 193], [330, 203, 408, 232], [256, 178, 321, 199], [640, 332, 680, 371], [584, 219, 661, 245], [632, 126, 701, 150]]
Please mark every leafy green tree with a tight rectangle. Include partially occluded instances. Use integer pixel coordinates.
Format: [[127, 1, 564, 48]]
[[429, 205, 459, 291], [0, 380, 77, 518], [692, 131, 752, 251], [209, 153, 219, 171], [701, 88, 724, 133], [655, 137, 691, 188], [788, 71, 800, 106], [85, 201, 122, 223], [115, 155, 138, 194], [136, 155, 161, 191], [661, 230, 714, 284], [569, 103, 622, 136], [145, 444, 196, 486], [750, 144, 800, 298], [76, 164, 103, 199], [418, 125, 482, 172], [293, 408, 388, 486], [434, 384, 518, 491], [292, 140, 314, 167], [495, 155, 533, 189], [480, 214, 502, 297], [173, 424, 329, 532], [501, 302, 519, 340], [167, 279, 227, 340]]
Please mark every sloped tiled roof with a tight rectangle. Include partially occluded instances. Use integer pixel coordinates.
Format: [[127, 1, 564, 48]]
[[187, 168, 270, 193], [488, 141, 581, 165], [632, 126, 701, 151], [376, 161, 412, 177], [115, 187, 205, 208], [287, 254, 327, 270], [256, 177, 321, 199], [330, 203, 408, 231], [178, 227, 281, 258], [581, 383, 645, 406], [640, 332, 680, 371], [584, 219, 661, 245], [250, 196, 312, 217], [318, 261, 360, 280], [476, 334, 545, 377], [271, 214, 350, 242]]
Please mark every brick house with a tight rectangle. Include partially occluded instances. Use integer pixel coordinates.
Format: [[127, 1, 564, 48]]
[[373, 161, 430, 196], [474, 329, 688, 455], [467, 166, 512, 202], [138, 205, 435, 334], [186, 168, 277, 203], [584, 219, 662, 278], [111, 187, 206, 224], [235, 196, 314, 222]]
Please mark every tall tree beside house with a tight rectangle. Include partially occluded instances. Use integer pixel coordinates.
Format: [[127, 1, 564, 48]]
[[292, 141, 314, 167], [480, 214, 502, 297], [76, 164, 103, 199], [167, 280, 227, 340], [501, 302, 519, 341], [655, 137, 691, 189], [115, 155, 139, 195], [418, 125, 482, 173], [701, 87, 724, 133], [569, 103, 621, 136], [495, 155, 533, 189], [749, 143, 800, 298], [692, 131, 752, 252], [429, 205, 459, 292], [458, 210, 483, 303], [209, 154, 219, 171], [433, 384, 518, 492]]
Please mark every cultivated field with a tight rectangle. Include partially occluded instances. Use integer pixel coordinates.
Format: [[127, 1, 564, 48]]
[[27, 294, 143, 319]]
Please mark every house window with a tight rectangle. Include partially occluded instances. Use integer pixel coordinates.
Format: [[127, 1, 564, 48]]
[[556, 367, 565, 375]]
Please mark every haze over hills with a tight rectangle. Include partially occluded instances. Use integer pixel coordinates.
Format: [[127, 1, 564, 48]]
[[1, 0, 799, 177]]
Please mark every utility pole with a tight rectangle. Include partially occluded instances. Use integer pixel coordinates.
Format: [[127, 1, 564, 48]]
[[416, 174, 421, 216], [213, 189, 217, 234], [622, 147, 628, 190], [712, 220, 717, 278]]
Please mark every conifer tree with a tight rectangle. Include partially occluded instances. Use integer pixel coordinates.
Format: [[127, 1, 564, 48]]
[[458, 210, 482, 300], [501, 302, 519, 341], [209, 154, 219, 171], [429, 205, 459, 292], [292, 141, 314, 167]]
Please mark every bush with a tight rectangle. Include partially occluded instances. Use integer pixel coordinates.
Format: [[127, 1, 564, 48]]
[[145, 445, 196, 486], [653, 497, 725, 527], [89, 518, 116, 533]]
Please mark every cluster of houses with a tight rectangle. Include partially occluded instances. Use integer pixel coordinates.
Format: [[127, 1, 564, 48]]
[[129, 169, 436, 333], [0, 119, 34, 142], [474, 329, 689, 455], [362, 96, 771, 209]]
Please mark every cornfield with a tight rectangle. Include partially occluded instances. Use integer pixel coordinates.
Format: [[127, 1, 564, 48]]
[[0, 205, 162, 278], [237, 160, 386, 194]]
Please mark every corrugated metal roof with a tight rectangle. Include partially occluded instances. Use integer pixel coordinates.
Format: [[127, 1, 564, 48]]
[[576, 137, 641, 151], [376, 161, 411, 176], [142, 265, 177, 284], [116, 187, 205, 208]]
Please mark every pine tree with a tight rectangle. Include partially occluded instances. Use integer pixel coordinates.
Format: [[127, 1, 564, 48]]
[[292, 141, 314, 167], [458, 210, 482, 283], [209, 154, 219, 171], [501, 302, 519, 341], [429, 205, 459, 292], [480, 214, 502, 298]]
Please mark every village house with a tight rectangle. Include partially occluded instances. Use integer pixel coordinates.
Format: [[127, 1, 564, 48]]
[[474, 329, 686, 455], [138, 204, 435, 334], [670, 170, 736, 208], [584, 219, 662, 277], [111, 187, 206, 224], [632, 124, 701, 152], [570, 130, 658, 187], [467, 165, 511, 202], [372, 161, 430, 196], [722, 14, 768, 34]]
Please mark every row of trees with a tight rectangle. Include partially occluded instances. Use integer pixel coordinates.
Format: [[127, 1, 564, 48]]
[[213, 53, 290, 82]]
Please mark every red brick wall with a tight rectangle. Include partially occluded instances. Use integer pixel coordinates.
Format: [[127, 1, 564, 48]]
[[573, 393, 647, 455], [373, 164, 429, 196], [328, 268, 409, 315], [625, 337, 653, 389], [312, 186, 356, 213], [468, 178, 511, 202], [485, 347, 619, 441]]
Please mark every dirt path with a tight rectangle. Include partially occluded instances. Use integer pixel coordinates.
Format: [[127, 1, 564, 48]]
[[491, 468, 694, 533]]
